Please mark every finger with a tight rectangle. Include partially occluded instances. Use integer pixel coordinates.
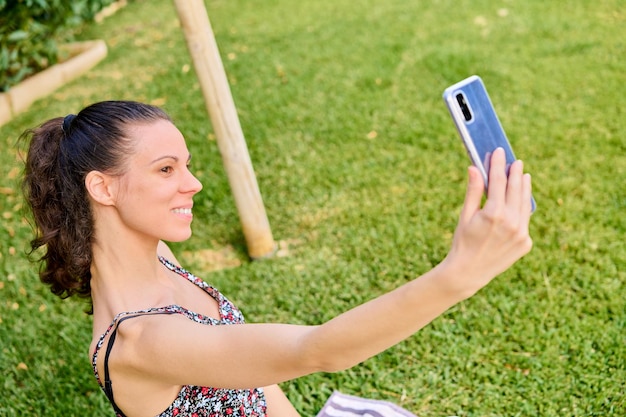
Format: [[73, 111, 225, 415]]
[[515, 173, 534, 253], [486, 147, 507, 207], [506, 159, 524, 211], [460, 165, 484, 223], [520, 173, 533, 227]]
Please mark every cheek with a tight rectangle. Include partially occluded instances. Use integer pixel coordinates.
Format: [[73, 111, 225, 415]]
[[118, 185, 182, 230], [115, 185, 172, 233], [113, 169, 181, 219], [116, 175, 166, 206]]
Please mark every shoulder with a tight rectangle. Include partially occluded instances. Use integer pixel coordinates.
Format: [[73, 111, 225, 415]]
[[111, 312, 193, 375], [111, 311, 234, 387], [115, 310, 192, 349], [157, 240, 182, 265]]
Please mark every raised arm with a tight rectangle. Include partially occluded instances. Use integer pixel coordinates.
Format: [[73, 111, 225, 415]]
[[122, 148, 532, 390]]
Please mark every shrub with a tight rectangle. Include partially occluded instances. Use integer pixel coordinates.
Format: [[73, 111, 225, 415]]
[[0, 0, 116, 92]]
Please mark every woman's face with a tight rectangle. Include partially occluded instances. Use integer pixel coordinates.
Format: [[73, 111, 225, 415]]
[[112, 119, 203, 243]]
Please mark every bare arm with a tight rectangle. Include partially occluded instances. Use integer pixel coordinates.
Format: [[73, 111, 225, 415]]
[[264, 384, 301, 417], [121, 148, 532, 391]]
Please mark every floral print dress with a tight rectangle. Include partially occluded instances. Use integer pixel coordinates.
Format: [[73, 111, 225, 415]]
[[91, 257, 267, 417]]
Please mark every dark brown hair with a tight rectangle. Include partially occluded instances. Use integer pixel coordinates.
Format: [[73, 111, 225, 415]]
[[21, 101, 171, 305]]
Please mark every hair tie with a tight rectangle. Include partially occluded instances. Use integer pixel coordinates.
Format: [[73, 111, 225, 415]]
[[62, 114, 76, 135]]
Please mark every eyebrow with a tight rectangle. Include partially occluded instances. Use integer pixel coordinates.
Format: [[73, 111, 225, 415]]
[[150, 154, 192, 164]]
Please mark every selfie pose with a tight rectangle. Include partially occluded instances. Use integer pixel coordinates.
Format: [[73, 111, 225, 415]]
[[21, 101, 533, 417]]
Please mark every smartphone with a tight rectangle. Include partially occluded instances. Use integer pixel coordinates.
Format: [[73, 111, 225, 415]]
[[443, 75, 536, 212]]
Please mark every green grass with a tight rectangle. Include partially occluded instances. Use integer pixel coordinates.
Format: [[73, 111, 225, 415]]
[[1, 0, 624, 415]]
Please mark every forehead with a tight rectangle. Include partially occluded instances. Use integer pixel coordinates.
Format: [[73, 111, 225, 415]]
[[125, 119, 189, 162]]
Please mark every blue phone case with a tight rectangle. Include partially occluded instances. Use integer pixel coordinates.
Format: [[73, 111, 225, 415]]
[[443, 75, 536, 212]]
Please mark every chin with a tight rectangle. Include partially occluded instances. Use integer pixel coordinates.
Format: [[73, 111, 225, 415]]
[[164, 229, 193, 243]]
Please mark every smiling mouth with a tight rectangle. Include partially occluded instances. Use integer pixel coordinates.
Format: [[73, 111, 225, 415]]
[[171, 208, 192, 215]]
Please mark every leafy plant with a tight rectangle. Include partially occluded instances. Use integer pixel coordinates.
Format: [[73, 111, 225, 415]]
[[0, 0, 117, 92]]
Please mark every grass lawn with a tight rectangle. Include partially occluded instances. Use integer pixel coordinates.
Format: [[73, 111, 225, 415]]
[[0, 0, 624, 415]]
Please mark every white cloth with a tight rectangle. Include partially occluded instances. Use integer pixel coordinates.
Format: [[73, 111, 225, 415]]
[[316, 391, 418, 417]]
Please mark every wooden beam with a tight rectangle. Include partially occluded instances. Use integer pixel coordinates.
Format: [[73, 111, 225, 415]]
[[173, 0, 276, 258]]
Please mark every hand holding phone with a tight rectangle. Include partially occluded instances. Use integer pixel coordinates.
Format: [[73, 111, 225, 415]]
[[443, 75, 536, 212], [442, 146, 533, 296]]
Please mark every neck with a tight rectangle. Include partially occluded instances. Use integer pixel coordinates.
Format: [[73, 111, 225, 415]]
[[89, 221, 170, 321]]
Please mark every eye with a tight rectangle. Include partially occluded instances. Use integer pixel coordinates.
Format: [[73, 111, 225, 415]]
[[160, 166, 173, 174]]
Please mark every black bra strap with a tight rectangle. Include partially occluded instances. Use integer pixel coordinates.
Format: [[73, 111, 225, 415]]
[[103, 311, 177, 417]]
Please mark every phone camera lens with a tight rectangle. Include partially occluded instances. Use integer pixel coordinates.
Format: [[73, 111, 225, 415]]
[[456, 93, 473, 122]]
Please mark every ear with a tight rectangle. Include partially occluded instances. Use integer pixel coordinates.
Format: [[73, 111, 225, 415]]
[[85, 171, 117, 206]]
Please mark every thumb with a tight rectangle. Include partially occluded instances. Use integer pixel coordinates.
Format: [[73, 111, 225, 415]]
[[460, 166, 484, 222]]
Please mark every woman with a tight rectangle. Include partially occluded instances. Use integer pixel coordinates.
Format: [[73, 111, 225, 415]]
[[21, 100, 533, 417]]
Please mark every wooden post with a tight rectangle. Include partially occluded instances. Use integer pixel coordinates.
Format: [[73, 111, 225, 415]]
[[173, 0, 276, 259]]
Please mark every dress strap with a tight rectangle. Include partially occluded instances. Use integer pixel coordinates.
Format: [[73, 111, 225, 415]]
[[103, 310, 177, 417]]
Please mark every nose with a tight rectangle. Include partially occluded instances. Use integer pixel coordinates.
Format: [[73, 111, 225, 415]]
[[183, 168, 203, 194]]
